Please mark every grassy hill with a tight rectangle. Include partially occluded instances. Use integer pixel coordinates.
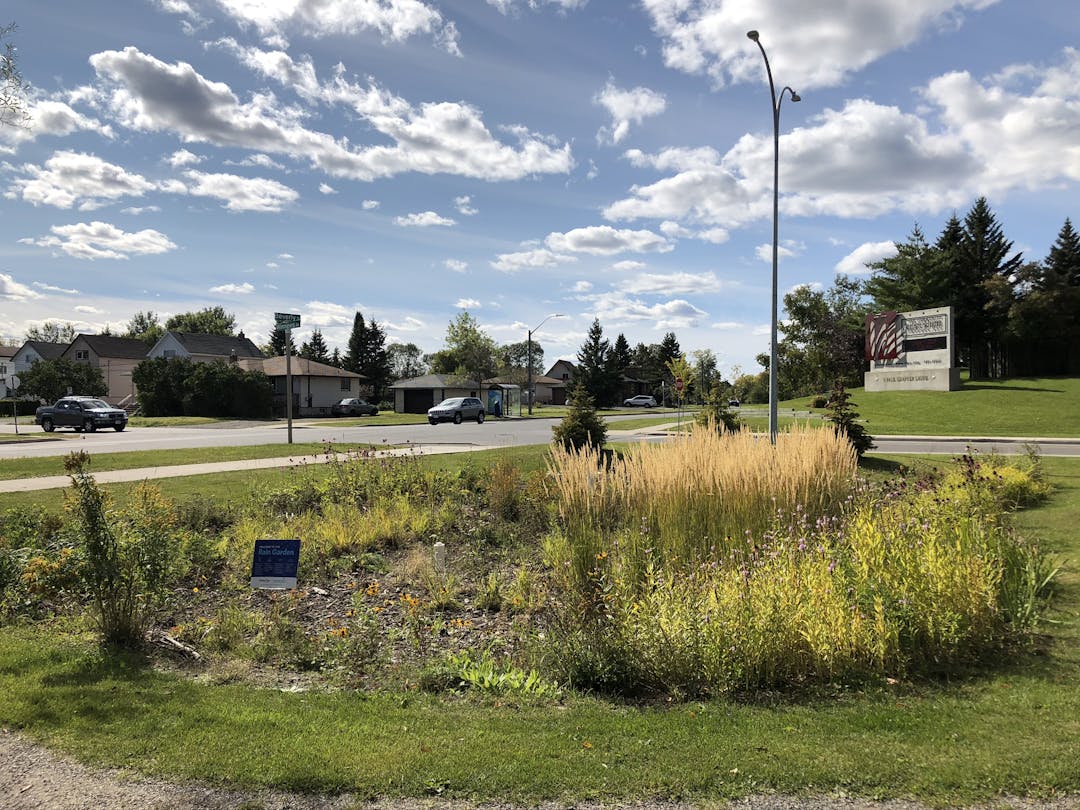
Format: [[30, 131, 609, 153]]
[[779, 376, 1080, 437]]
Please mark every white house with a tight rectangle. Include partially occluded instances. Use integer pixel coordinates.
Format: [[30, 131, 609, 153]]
[[12, 340, 68, 377], [0, 345, 17, 398], [148, 331, 265, 363]]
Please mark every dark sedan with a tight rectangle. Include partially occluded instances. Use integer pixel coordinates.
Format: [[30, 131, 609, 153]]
[[331, 398, 379, 417]]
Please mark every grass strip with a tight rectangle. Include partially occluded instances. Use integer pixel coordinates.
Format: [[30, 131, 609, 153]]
[[0, 443, 379, 481]]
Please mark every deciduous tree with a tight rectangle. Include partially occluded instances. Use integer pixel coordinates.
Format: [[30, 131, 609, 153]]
[[165, 306, 236, 336]]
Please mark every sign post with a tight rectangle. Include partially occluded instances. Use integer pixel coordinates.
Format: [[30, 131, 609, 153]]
[[6, 375, 20, 435], [674, 376, 684, 431], [274, 313, 301, 444], [250, 538, 301, 590]]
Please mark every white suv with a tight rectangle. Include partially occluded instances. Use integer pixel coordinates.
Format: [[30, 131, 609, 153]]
[[428, 397, 486, 425], [623, 395, 657, 407]]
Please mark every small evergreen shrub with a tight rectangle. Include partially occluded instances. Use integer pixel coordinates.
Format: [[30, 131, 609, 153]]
[[825, 381, 875, 457], [552, 384, 607, 452], [695, 381, 743, 434]]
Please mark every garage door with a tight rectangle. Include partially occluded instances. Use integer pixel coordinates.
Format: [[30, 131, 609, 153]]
[[403, 389, 432, 414]]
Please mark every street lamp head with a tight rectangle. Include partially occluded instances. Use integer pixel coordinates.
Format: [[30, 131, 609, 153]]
[[746, 30, 759, 41], [790, 91, 801, 102]]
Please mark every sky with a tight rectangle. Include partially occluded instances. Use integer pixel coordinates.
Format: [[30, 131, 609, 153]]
[[1, 0, 1078, 376]]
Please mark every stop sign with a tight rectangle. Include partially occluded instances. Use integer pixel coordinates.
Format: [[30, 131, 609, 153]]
[[674, 377, 684, 393]]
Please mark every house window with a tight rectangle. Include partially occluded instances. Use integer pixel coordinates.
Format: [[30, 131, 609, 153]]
[[340, 378, 351, 391], [75, 350, 89, 361], [163, 349, 176, 359]]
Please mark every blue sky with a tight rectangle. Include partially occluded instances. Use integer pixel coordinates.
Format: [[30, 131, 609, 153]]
[[1, 0, 1078, 375]]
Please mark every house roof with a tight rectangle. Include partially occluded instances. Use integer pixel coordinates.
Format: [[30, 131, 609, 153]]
[[168, 331, 265, 359], [21, 341, 68, 360], [390, 373, 476, 389], [0, 345, 18, 358], [532, 375, 565, 386], [247, 356, 366, 378], [67, 334, 149, 360]]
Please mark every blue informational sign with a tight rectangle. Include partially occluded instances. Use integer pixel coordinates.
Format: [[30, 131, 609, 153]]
[[250, 538, 301, 589]]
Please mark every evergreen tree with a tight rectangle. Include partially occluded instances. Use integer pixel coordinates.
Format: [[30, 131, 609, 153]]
[[825, 381, 874, 457], [268, 325, 296, 356], [552, 383, 607, 452], [575, 318, 620, 407], [344, 312, 367, 374], [657, 332, 681, 369], [299, 329, 330, 363], [329, 347, 343, 368], [360, 318, 393, 401], [863, 225, 951, 312], [611, 333, 632, 374]]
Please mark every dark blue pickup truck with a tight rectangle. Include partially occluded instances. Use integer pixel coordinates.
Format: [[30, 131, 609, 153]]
[[35, 396, 128, 433]]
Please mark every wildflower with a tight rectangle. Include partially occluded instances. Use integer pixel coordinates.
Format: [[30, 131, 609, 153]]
[[192, 587, 199, 593]]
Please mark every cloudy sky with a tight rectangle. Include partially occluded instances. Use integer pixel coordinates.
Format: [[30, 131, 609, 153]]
[[1, 0, 1078, 373]]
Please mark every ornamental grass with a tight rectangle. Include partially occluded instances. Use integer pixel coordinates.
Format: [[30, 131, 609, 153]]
[[545, 427, 1052, 695]]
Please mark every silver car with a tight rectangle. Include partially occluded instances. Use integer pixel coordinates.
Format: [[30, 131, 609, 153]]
[[428, 397, 485, 425]]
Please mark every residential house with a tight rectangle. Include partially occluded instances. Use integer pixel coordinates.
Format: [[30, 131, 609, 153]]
[[148, 331, 264, 363], [0, 345, 17, 398], [12, 340, 68, 377], [62, 334, 149, 406], [389, 373, 482, 414], [529, 375, 567, 407], [238, 356, 366, 417]]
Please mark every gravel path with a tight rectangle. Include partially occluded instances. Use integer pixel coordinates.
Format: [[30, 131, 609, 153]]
[[4, 729, 1078, 810]]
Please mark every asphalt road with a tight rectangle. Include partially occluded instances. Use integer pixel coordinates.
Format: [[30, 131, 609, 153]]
[[1, 414, 1078, 459]]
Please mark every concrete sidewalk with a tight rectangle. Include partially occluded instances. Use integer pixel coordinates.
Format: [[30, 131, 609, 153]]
[[0, 443, 484, 493]]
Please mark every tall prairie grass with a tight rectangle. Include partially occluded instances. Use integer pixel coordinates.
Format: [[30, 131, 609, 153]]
[[544, 428, 1053, 695]]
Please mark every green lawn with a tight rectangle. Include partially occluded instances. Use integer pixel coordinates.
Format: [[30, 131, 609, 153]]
[[781, 376, 1080, 437], [1, 452, 1078, 803], [0, 442, 380, 481]]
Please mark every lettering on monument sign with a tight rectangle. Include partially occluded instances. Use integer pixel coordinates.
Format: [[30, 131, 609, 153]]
[[250, 538, 301, 589], [866, 306, 952, 369]]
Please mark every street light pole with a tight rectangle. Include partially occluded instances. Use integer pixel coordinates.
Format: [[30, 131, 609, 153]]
[[526, 313, 564, 415], [747, 30, 800, 446]]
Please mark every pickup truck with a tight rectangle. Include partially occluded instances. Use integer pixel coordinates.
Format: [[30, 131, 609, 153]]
[[35, 396, 128, 433]]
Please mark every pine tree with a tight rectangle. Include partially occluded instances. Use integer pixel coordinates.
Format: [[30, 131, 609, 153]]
[[575, 318, 620, 407], [268, 325, 296, 356], [611, 333, 632, 375], [329, 347, 343, 368], [552, 383, 608, 452], [344, 312, 367, 374], [825, 381, 874, 457], [360, 318, 393, 401], [300, 329, 330, 363]]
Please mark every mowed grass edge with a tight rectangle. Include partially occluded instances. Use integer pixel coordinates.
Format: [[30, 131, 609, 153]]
[[0, 453, 1077, 802]]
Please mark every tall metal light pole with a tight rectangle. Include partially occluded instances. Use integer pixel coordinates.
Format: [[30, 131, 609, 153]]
[[527, 313, 563, 415], [747, 30, 800, 445]]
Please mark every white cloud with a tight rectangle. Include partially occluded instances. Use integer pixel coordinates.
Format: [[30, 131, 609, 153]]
[[0, 273, 43, 301], [756, 241, 803, 262], [835, 241, 898, 275], [1, 100, 113, 147], [278, 252, 295, 259], [454, 195, 478, 215], [227, 153, 286, 170], [24, 221, 177, 260], [545, 226, 672, 256], [183, 170, 299, 212], [384, 316, 425, 332], [641, 0, 1000, 90], [304, 300, 352, 327], [12, 151, 157, 209], [172, 43, 573, 181], [212, 0, 462, 55], [121, 205, 161, 215], [696, 227, 730, 244], [591, 292, 708, 329], [620, 271, 725, 296], [168, 148, 202, 168], [455, 298, 481, 309], [394, 211, 455, 227], [572, 280, 593, 292], [31, 282, 79, 295], [74, 305, 103, 314], [595, 80, 667, 144], [444, 259, 468, 272], [319, 182, 338, 194], [612, 260, 646, 271], [362, 199, 380, 210], [491, 248, 576, 273], [486, 0, 588, 11], [210, 282, 256, 294]]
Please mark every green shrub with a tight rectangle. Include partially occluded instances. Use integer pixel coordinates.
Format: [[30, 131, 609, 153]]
[[63, 452, 186, 647], [552, 384, 607, 452], [695, 381, 743, 434], [825, 381, 875, 457]]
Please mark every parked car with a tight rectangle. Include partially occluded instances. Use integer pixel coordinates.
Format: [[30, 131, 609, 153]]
[[331, 397, 378, 417], [428, 397, 485, 425], [728, 399, 741, 407], [35, 396, 128, 433], [623, 395, 657, 408]]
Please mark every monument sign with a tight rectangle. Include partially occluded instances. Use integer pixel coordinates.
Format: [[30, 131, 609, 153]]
[[864, 305, 960, 392]]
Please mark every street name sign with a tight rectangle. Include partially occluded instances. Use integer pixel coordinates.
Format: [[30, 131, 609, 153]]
[[274, 312, 301, 331]]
